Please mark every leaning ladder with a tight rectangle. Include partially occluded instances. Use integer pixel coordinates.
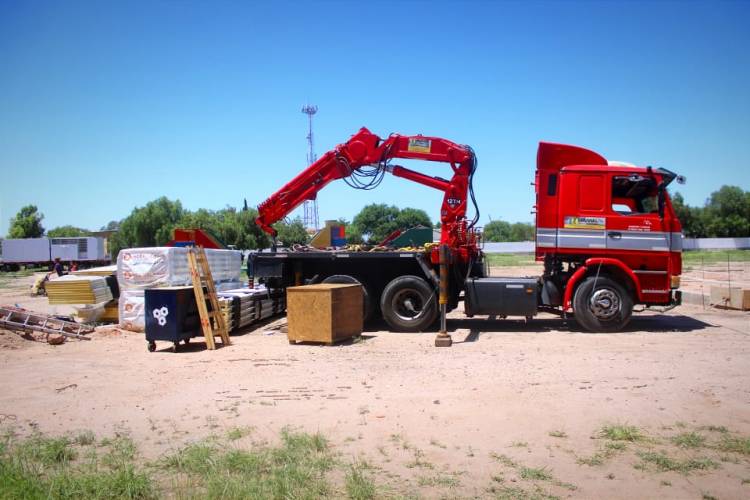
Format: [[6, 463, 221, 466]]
[[0, 306, 93, 340], [186, 246, 230, 350]]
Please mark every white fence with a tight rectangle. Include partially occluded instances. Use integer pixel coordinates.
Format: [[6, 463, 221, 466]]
[[482, 237, 750, 254]]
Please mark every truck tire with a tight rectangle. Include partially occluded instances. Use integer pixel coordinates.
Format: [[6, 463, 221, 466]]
[[572, 276, 633, 333], [321, 275, 374, 323], [380, 275, 437, 332]]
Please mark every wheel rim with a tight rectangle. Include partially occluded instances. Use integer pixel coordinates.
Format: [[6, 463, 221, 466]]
[[391, 288, 428, 322], [588, 287, 621, 320]]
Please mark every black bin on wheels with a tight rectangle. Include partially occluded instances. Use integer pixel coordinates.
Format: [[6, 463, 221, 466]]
[[145, 286, 201, 352]]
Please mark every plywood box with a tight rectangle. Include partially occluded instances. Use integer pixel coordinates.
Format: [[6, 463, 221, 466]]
[[287, 284, 363, 344], [709, 286, 750, 310]]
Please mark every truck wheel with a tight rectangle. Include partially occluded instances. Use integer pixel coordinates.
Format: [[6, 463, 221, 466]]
[[573, 276, 633, 332], [380, 275, 437, 332], [322, 275, 374, 323]]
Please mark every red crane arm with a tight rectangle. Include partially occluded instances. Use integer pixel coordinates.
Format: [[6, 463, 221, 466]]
[[255, 127, 477, 252]]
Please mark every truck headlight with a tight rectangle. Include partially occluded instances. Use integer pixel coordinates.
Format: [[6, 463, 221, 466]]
[[670, 275, 681, 289]]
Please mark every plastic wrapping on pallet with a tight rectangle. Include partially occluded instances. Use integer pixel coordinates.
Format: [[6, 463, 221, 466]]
[[119, 289, 145, 332], [117, 247, 241, 290]]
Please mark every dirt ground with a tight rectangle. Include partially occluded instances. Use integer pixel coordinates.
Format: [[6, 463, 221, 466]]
[[1, 271, 749, 499]]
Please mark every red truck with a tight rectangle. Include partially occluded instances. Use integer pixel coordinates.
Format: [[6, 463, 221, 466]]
[[249, 128, 683, 333]]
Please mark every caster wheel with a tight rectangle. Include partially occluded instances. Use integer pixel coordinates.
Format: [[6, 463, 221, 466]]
[[183, 337, 191, 345], [172, 342, 179, 353], [147, 342, 156, 352]]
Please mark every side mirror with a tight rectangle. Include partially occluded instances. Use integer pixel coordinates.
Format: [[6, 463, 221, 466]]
[[676, 175, 686, 185]]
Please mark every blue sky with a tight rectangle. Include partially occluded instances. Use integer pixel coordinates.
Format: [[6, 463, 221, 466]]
[[1, 0, 748, 236]]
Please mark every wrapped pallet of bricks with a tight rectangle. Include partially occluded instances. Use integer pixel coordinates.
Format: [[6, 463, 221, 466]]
[[116, 247, 242, 332]]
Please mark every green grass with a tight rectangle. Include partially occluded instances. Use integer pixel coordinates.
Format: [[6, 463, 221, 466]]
[[0, 268, 39, 289], [599, 424, 644, 442], [671, 432, 706, 449], [682, 249, 750, 267], [226, 426, 253, 441], [485, 253, 537, 267], [0, 432, 155, 499], [716, 434, 750, 455], [519, 466, 552, 481], [548, 430, 567, 439], [345, 463, 378, 499], [635, 451, 718, 474]]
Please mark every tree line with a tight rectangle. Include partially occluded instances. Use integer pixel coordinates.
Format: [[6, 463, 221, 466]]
[[6, 184, 748, 256]]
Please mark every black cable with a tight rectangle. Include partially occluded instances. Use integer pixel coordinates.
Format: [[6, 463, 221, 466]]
[[465, 146, 480, 229]]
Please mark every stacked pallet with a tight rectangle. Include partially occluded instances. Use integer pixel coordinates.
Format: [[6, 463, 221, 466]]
[[101, 301, 119, 322], [217, 286, 286, 332], [46, 275, 113, 305], [117, 247, 242, 332], [72, 265, 117, 277]]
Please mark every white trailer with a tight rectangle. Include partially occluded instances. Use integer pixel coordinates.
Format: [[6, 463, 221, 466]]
[[0, 237, 109, 271]]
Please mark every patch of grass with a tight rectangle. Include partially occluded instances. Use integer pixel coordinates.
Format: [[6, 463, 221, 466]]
[[416, 473, 460, 488], [576, 453, 605, 467], [0, 431, 156, 499], [346, 463, 378, 499], [599, 424, 644, 442], [702, 493, 717, 500], [490, 452, 517, 468], [511, 441, 529, 448], [485, 253, 537, 267], [636, 451, 718, 474], [604, 441, 627, 452], [74, 430, 96, 446], [226, 426, 252, 441], [548, 430, 567, 438], [519, 466, 552, 481], [716, 434, 750, 455], [405, 448, 433, 469], [162, 428, 335, 498], [702, 425, 729, 434], [16, 434, 77, 465], [671, 431, 706, 449], [660, 480, 672, 486], [487, 484, 559, 500], [682, 249, 750, 267], [741, 478, 750, 484]]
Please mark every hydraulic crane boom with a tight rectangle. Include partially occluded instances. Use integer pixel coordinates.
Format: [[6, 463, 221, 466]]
[[255, 127, 480, 257]]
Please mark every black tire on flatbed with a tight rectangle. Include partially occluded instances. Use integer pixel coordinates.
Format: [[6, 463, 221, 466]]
[[380, 275, 437, 332]]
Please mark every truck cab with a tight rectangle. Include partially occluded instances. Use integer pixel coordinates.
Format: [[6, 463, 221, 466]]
[[534, 142, 683, 331]]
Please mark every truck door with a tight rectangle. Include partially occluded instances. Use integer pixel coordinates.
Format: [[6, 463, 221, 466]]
[[606, 173, 672, 297], [606, 174, 670, 252]]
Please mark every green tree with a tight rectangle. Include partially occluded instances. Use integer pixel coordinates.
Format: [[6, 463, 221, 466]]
[[395, 207, 432, 230], [179, 207, 270, 250], [273, 217, 309, 246], [483, 220, 511, 242], [350, 204, 431, 244], [47, 225, 89, 237], [704, 185, 750, 237], [8, 205, 45, 238], [109, 197, 186, 258]]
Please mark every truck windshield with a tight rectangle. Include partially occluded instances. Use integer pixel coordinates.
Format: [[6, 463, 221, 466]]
[[611, 175, 659, 215]]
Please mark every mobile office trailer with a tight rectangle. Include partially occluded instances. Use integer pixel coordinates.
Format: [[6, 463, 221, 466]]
[[0, 237, 109, 271]]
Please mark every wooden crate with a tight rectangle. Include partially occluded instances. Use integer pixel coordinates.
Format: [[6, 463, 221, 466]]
[[710, 286, 750, 310], [287, 284, 363, 345]]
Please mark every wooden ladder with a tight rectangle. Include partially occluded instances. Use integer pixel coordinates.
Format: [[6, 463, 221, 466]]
[[187, 246, 230, 350]]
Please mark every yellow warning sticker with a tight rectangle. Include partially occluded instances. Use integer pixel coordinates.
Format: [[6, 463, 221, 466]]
[[408, 138, 431, 153], [563, 216, 605, 230]]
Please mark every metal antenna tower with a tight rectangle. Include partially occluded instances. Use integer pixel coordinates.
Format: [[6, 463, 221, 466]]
[[301, 104, 319, 231]]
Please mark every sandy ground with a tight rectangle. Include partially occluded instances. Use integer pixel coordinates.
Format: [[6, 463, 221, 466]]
[[1, 271, 749, 499]]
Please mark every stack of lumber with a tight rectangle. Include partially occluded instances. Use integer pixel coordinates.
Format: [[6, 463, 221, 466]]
[[217, 286, 286, 332], [101, 300, 119, 322], [46, 275, 113, 305]]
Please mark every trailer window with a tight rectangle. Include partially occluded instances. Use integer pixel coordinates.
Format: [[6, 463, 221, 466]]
[[547, 174, 557, 196], [611, 175, 658, 215]]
